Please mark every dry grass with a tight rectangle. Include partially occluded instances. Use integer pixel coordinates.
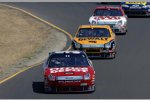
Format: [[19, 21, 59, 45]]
[[0, 5, 67, 80]]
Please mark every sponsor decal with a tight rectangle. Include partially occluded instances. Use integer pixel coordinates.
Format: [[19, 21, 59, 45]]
[[78, 38, 108, 41], [95, 16, 121, 20], [50, 67, 88, 73]]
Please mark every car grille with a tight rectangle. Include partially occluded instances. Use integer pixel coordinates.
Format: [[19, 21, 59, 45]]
[[56, 76, 83, 81], [82, 44, 104, 48], [97, 23, 115, 28], [87, 53, 110, 58], [84, 48, 101, 53], [84, 48, 109, 53]]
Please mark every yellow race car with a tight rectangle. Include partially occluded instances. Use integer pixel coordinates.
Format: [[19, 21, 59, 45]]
[[72, 25, 116, 58]]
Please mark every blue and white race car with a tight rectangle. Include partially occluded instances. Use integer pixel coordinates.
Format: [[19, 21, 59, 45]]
[[121, 2, 150, 16]]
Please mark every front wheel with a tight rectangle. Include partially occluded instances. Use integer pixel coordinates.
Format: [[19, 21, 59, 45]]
[[44, 78, 51, 93], [71, 42, 77, 50], [109, 52, 116, 59], [88, 85, 96, 93]]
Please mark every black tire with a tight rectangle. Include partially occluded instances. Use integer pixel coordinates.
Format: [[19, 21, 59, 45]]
[[109, 53, 116, 59], [44, 78, 50, 93], [89, 85, 96, 93], [112, 54, 116, 59], [44, 87, 49, 93], [71, 41, 77, 50], [123, 29, 127, 35]]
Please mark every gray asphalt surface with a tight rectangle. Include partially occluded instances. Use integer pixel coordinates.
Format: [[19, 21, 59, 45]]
[[0, 3, 150, 99]]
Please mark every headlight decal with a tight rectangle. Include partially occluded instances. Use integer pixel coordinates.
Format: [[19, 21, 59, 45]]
[[104, 40, 115, 49], [122, 4, 129, 8], [48, 74, 56, 81], [72, 40, 81, 49], [84, 73, 90, 80], [92, 21, 97, 25], [117, 20, 123, 26], [142, 5, 148, 8]]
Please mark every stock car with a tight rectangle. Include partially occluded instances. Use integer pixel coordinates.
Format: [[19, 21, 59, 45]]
[[89, 6, 127, 34], [43, 51, 95, 93], [72, 25, 116, 58], [121, 2, 150, 16]]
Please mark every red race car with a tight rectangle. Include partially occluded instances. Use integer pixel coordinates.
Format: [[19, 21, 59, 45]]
[[43, 51, 95, 93]]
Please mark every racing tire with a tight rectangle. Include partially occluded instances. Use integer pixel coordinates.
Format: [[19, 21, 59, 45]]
[[92, 85, 96, 92], [71, 42, 77, 50], [122, 29, 127, 35], [44, 87, 49, 93], [112, 54, 116, 59], [89, 85, 96, 93], [44, 78, 51, 93], [122, 32, 127, 35], [109, 53, 116, 59]]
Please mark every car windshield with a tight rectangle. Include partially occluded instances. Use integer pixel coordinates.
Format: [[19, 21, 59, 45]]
[[77, 28, 111, 37], [94, 9, 123, 16], [48, 53, 89, 67]]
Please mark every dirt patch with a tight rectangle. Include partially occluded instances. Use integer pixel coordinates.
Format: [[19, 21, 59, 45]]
[[0, 5, 67, 80]]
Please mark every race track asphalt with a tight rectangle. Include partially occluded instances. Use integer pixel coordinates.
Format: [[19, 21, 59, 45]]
[[1, 3, 150, 99]]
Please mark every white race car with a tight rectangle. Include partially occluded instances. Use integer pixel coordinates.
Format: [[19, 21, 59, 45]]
[[89, 6, 127, 34]]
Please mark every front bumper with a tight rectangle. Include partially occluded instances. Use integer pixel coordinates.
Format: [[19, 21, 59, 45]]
[[44, 79, 95, 93], [44, 85, 95, 93]]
